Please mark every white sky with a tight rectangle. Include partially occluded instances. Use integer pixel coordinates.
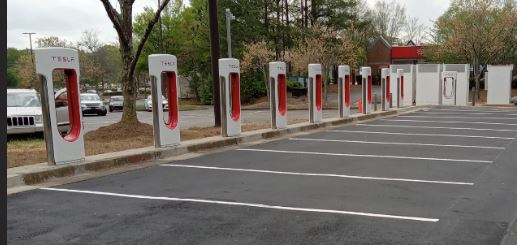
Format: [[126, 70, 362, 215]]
[[8, 0, 451, 49]]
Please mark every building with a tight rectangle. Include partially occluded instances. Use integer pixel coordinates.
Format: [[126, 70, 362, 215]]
[[367, 37, 426, 79]]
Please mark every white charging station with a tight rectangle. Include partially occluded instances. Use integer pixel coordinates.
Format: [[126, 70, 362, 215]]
[[487, 65, 514, 105], [416, 64, 442, 105], [308, 64, 323, 123], [441, 71, 457, 105], [396, 69, 405, 108], [338, 65, 351, 117], [269, 62, 287, 129], [149, 54, 180, 147], [35, 48, 85, 165], [361, 67, 373, 114], [443, 64, 469, 106], [219, 58, 241, 137], [390, 65, 415, 107], [381, 68, 390, 111]]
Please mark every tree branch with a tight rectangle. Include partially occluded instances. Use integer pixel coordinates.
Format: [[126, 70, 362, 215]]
[[130, 0, 171, 72], [99, 0, 127, 45]]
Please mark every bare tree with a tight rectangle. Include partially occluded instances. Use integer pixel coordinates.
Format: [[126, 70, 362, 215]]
[[99, 0, 170, 124], [371, 0, 406, 44], [78, 30, 102, 53], [403, 16, 426, 44]]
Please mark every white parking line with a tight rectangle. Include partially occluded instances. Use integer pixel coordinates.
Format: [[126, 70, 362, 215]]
[[237, 149, 493, 163], [399, 115, 517, 120], [356, 124, 517, 133], [428, 109, 517, 113], [382, 119, 517, 126], [289, 138, 504, 150], [329, 130, 515, 140], [40, 187, 439, 222], [415, 112, 513, 116], [160, 164, 474, 186]]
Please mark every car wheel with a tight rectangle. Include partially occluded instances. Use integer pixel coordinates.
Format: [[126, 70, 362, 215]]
[[99, 111, 107, 116]]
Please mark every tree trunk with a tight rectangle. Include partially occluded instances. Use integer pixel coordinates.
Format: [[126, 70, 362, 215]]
[[120, 47, 138, 124]]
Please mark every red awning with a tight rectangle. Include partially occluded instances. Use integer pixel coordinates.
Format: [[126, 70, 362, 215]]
[[391, 46, 424, 60]]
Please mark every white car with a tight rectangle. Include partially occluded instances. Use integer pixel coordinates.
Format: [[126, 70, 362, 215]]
[[144, 95, 168, 112], [8, 89, 70, 135], [7, 89, 44, 135]]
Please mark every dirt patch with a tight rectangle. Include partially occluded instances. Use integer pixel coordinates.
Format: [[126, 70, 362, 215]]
[[8, 119, 308, 168]]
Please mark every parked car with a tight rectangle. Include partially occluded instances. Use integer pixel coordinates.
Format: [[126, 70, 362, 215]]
[[7, 89, 44, 135], [144, 95, 168, 112], [8, 89, 69, 135], [511, 96, 517, 105], [80, 93, 107, 116], [109, 96, 124, 112]]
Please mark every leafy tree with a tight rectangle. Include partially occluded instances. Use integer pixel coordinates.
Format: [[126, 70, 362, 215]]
[[36, 36, 73, 48], [7, 48, 22, 88], [241, 40, 275, 91]]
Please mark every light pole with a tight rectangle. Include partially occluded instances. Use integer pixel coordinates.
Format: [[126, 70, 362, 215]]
[[157, 0, 164, 53], [22, 32, 36, 65], [225, 8, 235, 58]]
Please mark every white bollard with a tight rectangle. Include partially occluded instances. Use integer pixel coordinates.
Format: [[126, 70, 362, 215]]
[[35, 48, 85, 165], [269, 62, 287, 129], [219, 58, 241, 137], [149, 54, 180, 147], [338, 65, 351, 118], [308, 64, 323, 123]]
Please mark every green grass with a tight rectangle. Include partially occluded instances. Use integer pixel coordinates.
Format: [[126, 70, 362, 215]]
[[7, 137, 45, 149]]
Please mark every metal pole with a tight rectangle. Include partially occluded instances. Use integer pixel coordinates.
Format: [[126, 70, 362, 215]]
[[208, 0, 221, 126], [158, 0, 164, 53], [22, 32, 36, 66], [225, 9, 234, 58]]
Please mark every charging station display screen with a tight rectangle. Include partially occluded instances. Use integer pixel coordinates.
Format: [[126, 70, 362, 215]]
[[54, 69, 81, 142], [315, 74, 322, 111], [367, 75, 372, 104], [162, 71, 178, 129], [345, 75, 350, 107], [230, 73, 241, 121], [277, 74, 287, 116]]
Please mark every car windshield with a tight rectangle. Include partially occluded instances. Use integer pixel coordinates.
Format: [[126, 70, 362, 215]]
[[81, 94, 101, 101], [7, 93, 41, 107], [111, 97, 123, 101]]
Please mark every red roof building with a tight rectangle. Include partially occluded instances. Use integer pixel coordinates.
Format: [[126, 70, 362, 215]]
[[367, 37, 426, 77]]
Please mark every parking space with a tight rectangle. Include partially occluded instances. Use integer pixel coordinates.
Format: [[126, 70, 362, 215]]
[[8, 107, 517, 244]]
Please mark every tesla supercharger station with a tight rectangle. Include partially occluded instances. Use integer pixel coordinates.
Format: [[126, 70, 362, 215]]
[[443, 64, 469, 106], [269, 62, 287, 129], [219, 58, 241, 137], [35, 48, 85, 165], [441, 71, 457, 105], [361, 67, 373, 114], [308, 64, 323, 123], [149, 54, 180, 147], [338, 65, 351, 117], [390, 65, 415, 107], [381, 68, 390, 111], [396, 69, 405, 108]]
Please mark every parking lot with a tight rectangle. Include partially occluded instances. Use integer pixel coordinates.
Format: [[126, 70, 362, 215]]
[[7, 107, 517, 244]]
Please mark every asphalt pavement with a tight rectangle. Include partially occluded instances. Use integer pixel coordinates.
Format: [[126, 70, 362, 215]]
[[8, 107, 517, 244]]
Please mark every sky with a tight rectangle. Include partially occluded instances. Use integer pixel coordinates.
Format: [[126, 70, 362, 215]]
[[8, 0, 451, 49]]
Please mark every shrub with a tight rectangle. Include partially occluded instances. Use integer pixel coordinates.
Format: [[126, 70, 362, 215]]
[[240, 73, 267, 104], [287, 79, 303, 89]]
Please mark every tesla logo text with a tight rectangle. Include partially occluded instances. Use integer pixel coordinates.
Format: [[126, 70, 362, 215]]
[[161, 61, 176, 67], [228, 64, 239, 69], [52, 56, 75, 63]]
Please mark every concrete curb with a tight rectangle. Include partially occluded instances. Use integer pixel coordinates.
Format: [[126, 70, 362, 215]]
[[7, 106, 421, 189]]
